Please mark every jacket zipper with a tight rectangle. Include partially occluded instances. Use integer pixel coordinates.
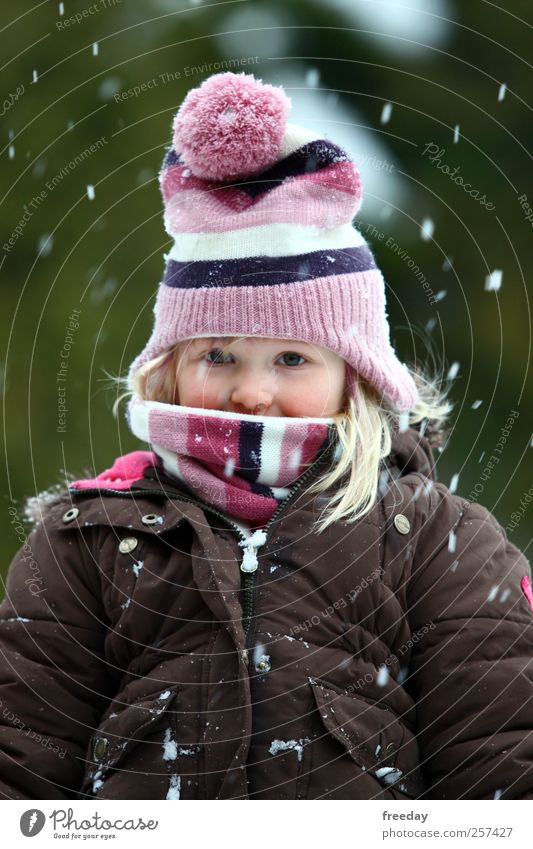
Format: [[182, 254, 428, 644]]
[[69, 438, 336, 648], [240, 441, 335, 650]]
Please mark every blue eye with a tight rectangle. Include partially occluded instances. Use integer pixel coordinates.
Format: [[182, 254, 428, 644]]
[[205, 348, 230, 364], [204, 350, 306, 366], [280, 353, 305, 367]]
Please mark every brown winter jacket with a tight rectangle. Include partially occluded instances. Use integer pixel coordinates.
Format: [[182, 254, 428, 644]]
[[1, 423, 532, 800]]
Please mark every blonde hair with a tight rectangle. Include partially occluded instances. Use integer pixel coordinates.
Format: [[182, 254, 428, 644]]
[[112, 335, 454, 534]]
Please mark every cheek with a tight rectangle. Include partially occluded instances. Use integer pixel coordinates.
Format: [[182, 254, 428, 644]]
[[178, 364, 222, 405]]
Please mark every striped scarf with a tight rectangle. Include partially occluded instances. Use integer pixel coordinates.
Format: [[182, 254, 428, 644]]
[[127, 395, 337, 526]]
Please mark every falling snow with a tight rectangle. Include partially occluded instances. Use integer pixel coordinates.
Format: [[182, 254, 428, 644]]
[[499, 588, 511, 603], [397, 667, 408, 684], [447, 362, 460, 380], [8, 145, 15, 160], [376, 665, 389, 687], [288, 447, 302, 470], [420, 217, 434, 241], [448, 530, 457, 553], [87, 184, 95, 201], [224, 457, 235, 477], [487, 585, 499, 602], [498, 83, 506, 102], [92, 42, 99, 56], [453, 124, 460, 144], [449, 473, 460, 493], [37, 233, 54, 257], [442, 256, 453, 271], [132, 560, 144, 578], [485, 269, 503, 291], [434, 290, 447, 302], [398, 411, 409, 433], [253, 643, 266, 666], [380, 102, 393, 124], [305, 68, 320, 87], [32, 70, 38, 84], [59, 2, 64, 13], [471, 400, 483, 409]]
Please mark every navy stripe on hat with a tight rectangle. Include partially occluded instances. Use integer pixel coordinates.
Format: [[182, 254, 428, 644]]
[[162, 140, 350, 200], [163, 246, 376, 289]]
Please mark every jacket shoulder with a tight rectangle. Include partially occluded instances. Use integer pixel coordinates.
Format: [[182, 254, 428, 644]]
[[20, 450, 159, 527]]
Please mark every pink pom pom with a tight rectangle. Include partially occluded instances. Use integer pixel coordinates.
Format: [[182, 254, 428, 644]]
[[172, 72, 291, 182]]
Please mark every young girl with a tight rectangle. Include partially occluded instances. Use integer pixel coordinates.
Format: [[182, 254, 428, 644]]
[[1, 72, 532, 801]]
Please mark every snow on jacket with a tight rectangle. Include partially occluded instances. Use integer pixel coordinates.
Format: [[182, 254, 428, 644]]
[[1, 423, 532, 800]]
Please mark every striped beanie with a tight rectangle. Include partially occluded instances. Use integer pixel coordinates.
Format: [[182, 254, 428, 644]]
[[128, 71, 418, 413]]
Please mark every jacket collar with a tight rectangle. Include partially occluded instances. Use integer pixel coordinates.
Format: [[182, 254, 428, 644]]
[[36, 422, 441, 533]]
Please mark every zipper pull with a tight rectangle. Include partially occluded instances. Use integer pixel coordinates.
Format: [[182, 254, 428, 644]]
[[239, 529, 267, 573]]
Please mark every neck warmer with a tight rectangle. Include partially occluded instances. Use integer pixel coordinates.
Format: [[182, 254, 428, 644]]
[[127, 395, 338, 527]]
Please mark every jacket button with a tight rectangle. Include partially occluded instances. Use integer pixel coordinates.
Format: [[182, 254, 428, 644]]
[[141, 513, 163, 526], [255, 655, 271, 672], [93, 737, 108, 760], [385, 741, 397, 758], [393, 514, 410, 534], [62, 507, 80, 523], [118, 537, 138, 554]]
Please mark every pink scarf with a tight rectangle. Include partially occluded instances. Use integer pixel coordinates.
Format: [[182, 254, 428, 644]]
[[127, 395, 337, 526]]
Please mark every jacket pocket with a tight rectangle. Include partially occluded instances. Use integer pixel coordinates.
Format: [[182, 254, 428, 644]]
[[309, 677, 425, 799], [79, 686, 177, 798]]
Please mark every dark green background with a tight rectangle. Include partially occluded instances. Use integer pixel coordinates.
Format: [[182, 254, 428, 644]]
[[1, 0, 531, 571]]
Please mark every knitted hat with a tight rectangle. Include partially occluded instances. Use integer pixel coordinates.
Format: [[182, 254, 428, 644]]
[[128, 71, 418, 413]]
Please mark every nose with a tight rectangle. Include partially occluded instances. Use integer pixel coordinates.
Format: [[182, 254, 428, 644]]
[[229, 370, 275, 414]]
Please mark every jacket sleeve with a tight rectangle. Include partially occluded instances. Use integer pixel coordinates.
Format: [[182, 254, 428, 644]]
[[0, 508, 115, 799], [405, 483, 533, 799]]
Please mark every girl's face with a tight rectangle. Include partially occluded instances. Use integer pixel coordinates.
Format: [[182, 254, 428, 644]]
[[174, 336, 348, 417]]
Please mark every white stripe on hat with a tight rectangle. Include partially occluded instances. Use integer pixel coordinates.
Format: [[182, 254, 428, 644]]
[[166, 221, 367, 262]]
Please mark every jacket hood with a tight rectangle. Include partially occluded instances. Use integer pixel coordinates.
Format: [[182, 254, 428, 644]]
[[21, 418, 446, 526]]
